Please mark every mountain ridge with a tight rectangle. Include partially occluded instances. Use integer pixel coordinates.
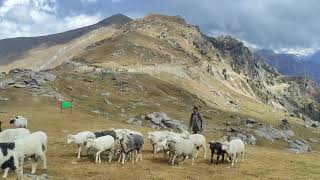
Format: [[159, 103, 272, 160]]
[[0, 13, 132, 66]]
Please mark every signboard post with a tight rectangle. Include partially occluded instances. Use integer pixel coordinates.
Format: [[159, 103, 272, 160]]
[[61, 100, 73, 114]]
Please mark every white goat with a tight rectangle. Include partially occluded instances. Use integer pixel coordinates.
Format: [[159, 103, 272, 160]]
[[67, 131, 95, 159], [221, 139, 245, 166], [86, 135, 115, 164]]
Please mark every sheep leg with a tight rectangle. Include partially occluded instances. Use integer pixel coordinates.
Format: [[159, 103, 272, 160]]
[[210, 150, 214, 164], [181, 156, 188, 165], [77, 144, 82, 159], [203, 144, 207, 159], [231, 154, 236, 166], [121, 153, 125, 164], [191, 155, 195, 165], [3, 168, 9, 178], [221, 153, 225, 163], [135, 150, 140, 162], [171, 155, 176, 165], [95, 150, 103, 164], [235, 153, 238, 163], [216, 154, 220, 165], [118, 153, 122, 163], [242, 150, 245, 162], [109, 149, 114, 162], [195, 150, 199, 159], [31, 161, 38, 174], [40, 152, 47, 170]]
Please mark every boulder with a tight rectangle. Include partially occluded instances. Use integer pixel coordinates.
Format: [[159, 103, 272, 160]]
[[22, 173, 52, 180], [255, 125, 283, 142], [0, 96, 9, 101], [138, 112, 187, 131], [288, 140, 311, 153], [245, 118, 256, 124]]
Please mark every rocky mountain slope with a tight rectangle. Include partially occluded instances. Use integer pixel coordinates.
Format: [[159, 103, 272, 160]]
[[0, 14, 132, 72], [255, 49, 320, 84], [0, 13, 319, 145], [68, 14, 319, 122]]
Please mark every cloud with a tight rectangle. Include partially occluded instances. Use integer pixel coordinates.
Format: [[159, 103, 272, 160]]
[[0, 0, 102, 39], [80, 0, 99, 3], [1, 0, 320, 54]]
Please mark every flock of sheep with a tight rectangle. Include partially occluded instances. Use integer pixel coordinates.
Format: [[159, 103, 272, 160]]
[[66, 128, 246, 167], [0, 116, 246, 179]]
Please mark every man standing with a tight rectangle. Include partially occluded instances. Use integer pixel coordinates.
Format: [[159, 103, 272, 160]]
[[189, 106, 204, 134]]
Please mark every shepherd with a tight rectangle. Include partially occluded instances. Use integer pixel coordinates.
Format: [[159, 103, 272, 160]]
[[189, 106, 204, 134]]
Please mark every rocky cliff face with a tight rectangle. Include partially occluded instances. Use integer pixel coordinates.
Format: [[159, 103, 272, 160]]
[[72, 14, 320, 121]]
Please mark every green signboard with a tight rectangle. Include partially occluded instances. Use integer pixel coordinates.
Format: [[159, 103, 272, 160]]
[[61, 101, 72, 109]]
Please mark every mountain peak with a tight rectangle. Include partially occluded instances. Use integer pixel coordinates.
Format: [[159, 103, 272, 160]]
[[96, 13, 132, 27]]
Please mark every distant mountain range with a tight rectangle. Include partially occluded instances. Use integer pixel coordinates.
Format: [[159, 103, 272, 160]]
[[307, 50, 320, 64], [254, 49, 320, 84]]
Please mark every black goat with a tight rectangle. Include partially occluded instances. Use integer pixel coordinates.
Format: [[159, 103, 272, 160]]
[[209, 141, 226, 165]]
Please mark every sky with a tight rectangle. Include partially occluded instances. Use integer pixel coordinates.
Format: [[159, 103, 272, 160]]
[[0, 0, 319, 56]]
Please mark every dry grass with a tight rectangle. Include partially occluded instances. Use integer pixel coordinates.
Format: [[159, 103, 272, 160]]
[[1, 94, 319, 180]]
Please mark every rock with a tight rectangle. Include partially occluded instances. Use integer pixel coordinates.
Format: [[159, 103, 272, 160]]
[[226, 121, 232, 126], [255, 125, 283, 142], [0, 96, 9, 101], [244, 118, 256, 124], [142, 112, 187, 131], [308, 138, 319, 143], [100, 92, 111, 96], [13, 83, 26, 88], [104, 99, 112, 105], [281, 130, 295, 139], [127, 118, 142, 126], [288, 140, 311, 153], [228, 127, 240, 133], [23, 173, 52, 180]]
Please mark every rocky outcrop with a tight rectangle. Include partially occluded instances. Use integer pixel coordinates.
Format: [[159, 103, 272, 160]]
[[288, 140, 311, 153], [255, 125, 294, 142], [128, 112, 187, 131], [0, 68, 56, 89]]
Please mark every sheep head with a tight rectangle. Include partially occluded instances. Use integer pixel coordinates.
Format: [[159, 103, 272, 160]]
[[221, 141, 230, 151], [67, 134, 75, 144], [86, 138, 95, 149]]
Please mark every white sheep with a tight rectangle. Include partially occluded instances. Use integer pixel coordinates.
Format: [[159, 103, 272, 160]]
[[221, 139, 245, 166], [148, 131, 190, 155], [154, 139, 170, 157], [9, 116, 27, 128], [86, 135, 115, 164], [181, 134, 207, 159], [30, 131, 48, 153], [0, 128, 31, 142], [67, 131, 95, 159], [166, 137, 196, 165], [148, 131, 170, 154], [12, 134, 47, 176]]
